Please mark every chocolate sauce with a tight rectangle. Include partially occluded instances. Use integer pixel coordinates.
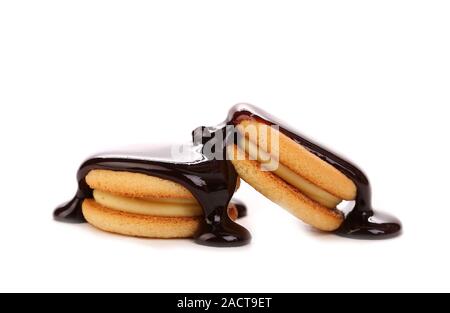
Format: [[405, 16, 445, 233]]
[[54, 132, 251, 247], [56, 104, 400, 245], [227, 104, 402, 239], [230, 199, 247, 218]]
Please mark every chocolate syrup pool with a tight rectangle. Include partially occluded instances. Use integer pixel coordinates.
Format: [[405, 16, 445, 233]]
[[54, 133, 251, 247], [228, 104, 401, 239]]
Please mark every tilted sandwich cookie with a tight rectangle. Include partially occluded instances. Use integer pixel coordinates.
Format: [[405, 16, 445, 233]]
[[227, 105, 357, 231]]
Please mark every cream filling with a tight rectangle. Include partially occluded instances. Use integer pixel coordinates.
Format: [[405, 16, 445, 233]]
[[239, 138, 342, 208], [137, 196, 197, 204], [93, 190, 203, 217]]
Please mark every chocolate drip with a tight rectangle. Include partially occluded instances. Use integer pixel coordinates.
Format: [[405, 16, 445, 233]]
[[54, 129, 251, 247], [227, 104, 401, 239], [230, 199, 247, 218]]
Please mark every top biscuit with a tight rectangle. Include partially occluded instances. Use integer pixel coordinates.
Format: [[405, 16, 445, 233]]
[[235, 119, 357, 200], [86, 170, 197, 201], [86, 169, 241, 202]]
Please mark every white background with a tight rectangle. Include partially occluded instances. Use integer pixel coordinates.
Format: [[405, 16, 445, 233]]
[[1, 1, 449, 292]]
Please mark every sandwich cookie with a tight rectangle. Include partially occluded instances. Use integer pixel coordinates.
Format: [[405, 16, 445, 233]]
[[227, 104, 401, 238], [82, 170, 240, 239], [55, 136, 251, 247]]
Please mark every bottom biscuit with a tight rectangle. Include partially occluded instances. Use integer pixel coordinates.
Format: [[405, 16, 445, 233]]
[[229, 145, 344, 231], [82, 199, 239, 239]]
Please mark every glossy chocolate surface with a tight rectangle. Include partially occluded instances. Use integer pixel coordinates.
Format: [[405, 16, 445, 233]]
[[227, 104, 401, 239], [54, 134, 251, 247]]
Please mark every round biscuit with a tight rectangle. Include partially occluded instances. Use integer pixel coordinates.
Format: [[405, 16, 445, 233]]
[[229, 145, 343, 231], [82, 199, 239, 239], [86, 170, 196, 200], [236, 119, 357, 200]]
